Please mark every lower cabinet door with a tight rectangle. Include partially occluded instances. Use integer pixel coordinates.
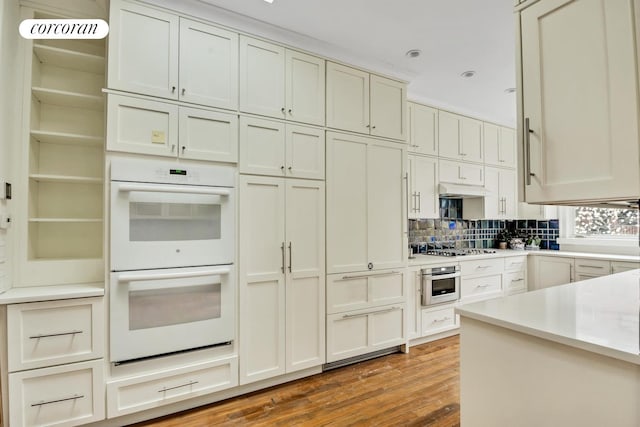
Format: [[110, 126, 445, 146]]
[[503, 271, 527, 295], [460, 274, 502, 303], [421, 306, 458, 336], [9, 359, 105, 427], [106, 356, 238, 418], [326, 304, 405, 363]]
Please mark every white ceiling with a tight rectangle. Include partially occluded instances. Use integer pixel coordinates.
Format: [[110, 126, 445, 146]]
[[197, 0, 518, 127]]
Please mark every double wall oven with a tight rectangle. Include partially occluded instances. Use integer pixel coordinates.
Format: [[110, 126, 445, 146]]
[[109, 158, 236, 363]]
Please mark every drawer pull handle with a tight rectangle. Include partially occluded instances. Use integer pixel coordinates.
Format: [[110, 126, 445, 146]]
[[475, 265, 490, 269], [29, 330, 83, 339], [511, 278, 525, 282], [31, 394, 84, 407], [432, 317, 452, 323], [341, 271, 399, 280], [476, 284, 489, 288], [578, 265, 605, 269], [158, 380, 199, 393], [342, 306, 401, 319]]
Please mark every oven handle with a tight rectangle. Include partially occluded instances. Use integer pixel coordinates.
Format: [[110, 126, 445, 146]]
[[117, 267, 231, 282], [117, 182, 230, 196], [422, 272, 460, 281]]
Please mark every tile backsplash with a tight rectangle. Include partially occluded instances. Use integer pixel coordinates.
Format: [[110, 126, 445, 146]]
[[408, 218, 560, 250]]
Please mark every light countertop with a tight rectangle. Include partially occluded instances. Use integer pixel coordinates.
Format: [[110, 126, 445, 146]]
[[0, 283, 104, 304], [456, 269, 640, 364]]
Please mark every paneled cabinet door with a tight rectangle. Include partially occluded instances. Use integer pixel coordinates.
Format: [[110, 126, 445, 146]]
[[408, 155, 439, 219], [439, 159, 484, 186], [520, 0, 640, 203], [406, 268, 421, 340], [408, 102, 438, 155], [484, 167, 516, 219], [286, 124, 325, 180], [499, 127, 516, 168], [326, 62, 370, 134], [286, 50, 325, 126], [239, 36, 286, 119], [370, 74, 407, 140], [533, 256, 573, 290], [285, 180, 325, 372], [108, 1, 178, 99], [179, 18, 238, 110], [326, 132, 406, 273], [239, 176, 286, 385], [239, 116, 286, 176], [438, 111, 483, 162], [485, 124, 516, 168], [179, 107, 238, 162]]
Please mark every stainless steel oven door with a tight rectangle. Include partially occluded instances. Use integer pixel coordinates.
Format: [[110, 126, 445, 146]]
[[110, 265, 234, 363], [110, 181, 234, 271], [421, 272, 460, 306]]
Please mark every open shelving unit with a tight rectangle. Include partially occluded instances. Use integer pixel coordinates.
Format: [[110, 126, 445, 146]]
[[20, 10, 106, 286]]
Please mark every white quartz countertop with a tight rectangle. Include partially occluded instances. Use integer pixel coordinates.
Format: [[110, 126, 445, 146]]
[[408, 249, 640, 267], [456, 269, 640, 364], [0, 283, 104, 304]]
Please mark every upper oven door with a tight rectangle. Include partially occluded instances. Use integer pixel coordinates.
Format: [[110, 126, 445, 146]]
[[110, 181, 235, 271]]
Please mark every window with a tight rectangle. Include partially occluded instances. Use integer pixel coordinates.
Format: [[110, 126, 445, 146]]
[[574, 207, 638, 237]]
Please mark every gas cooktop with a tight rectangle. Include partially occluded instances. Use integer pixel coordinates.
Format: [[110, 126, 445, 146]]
[[423, 248, 497, 257]]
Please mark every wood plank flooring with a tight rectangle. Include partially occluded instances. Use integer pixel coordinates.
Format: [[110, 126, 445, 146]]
[[132, 336, 460, 426]]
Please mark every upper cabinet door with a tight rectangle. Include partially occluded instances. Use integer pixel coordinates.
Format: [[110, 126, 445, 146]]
[[285, 51, 325, 126], [179, 18, 238, 110], [460, 116, 483, 162], [520, 0, 640, 203], [179, 107, 238, 163], [438, 111, 461, 159], [326, 62, 370, 134], [483, 122, 501, 166], [408, 102, 438, 156], [499, 127, 516, 168], [239, 116, 286, 176], [370, 75, 407, 141], [108, 2, 179, 99], [285, 124, 325, 180], [239, 36, 286, 119]]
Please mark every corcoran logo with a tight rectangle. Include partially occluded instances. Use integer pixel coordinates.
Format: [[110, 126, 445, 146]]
[[19, 19, 109, 39]]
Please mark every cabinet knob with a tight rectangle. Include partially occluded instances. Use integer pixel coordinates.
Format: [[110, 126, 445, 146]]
[[281, 165, 285, 172], [368, 262, 373, 270], [171, 86, 176, 93], [288, 166, 292, 171], [182, 88, 186, 95], [366, 124, 370, 128], [288, 109, 292, 114], [372, 125, 376, 130], [281, 107, 286, 114], [181, 146, 186, 153]]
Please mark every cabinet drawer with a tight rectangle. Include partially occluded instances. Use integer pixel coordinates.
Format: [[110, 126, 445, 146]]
[[611, 260, 640, 274], [460, 258, 503, 277], [326, 270, 405, 314], [461, 274, 502, 302], [107, 356, 238, 417], [326, 304, 405, 363], [9, 359, 105, 427], [421, 306, 458, 336], [504, 271, 527, 295], [574, 259, 610, 275], [504, 256, 527, 272], [8, 297, 104, 372]]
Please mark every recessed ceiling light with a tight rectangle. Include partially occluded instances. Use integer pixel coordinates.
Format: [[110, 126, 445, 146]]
[[504, 87, 516, 94], [264, 0, 274, 3], [406, 49, 421, 58], [460, 70, 476, 78]]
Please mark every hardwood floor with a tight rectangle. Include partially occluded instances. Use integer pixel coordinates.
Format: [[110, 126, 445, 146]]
[[133, 336, 460, 426]]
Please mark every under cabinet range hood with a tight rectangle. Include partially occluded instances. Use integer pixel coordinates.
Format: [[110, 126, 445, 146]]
[[543, 199, 640, 210], [438, 182, 490, 198]]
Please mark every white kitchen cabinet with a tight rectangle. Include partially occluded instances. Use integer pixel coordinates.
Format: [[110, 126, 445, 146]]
[[406, 267, 421, 340], [326, 62, 406, 140], [460, 258, 503, 303], [240, 36, 325, 125], [107, 94, 238, 162], [574, 258, 611, 279], [239, 176, 325, 384], [611, 260, 640, 274], [421, 305, 458, 337], [531, 256, 574, 290], [9, 359, 105, 427], [408, 155, 439, 219], [239, 117, 324, 179], [483, 167, 517, 219], [326, 132, 406, 274], [439, 159, 484, 186], [519, 0, 640, 204], [109, 2, 238, 110], [517, 202, 558, 220], [326, 304, 405, 363], [18, 8, 105, 286], [438, 111, 483, 163], [408, 102, 438, 155], [326, 270, 405, 315], [484, 123, 516, 168], [504, 255, 528, 295]]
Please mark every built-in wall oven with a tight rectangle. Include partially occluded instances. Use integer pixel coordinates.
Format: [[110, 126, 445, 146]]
[[109, 158, 236, 363], [421, 265, 460, 306]]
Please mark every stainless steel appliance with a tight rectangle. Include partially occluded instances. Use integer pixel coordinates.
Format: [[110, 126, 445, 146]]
[[421, 265, 460, 306], [109, 158, 236, 363]]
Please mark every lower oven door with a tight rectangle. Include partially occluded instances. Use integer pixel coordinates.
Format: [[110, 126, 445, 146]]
[[110, 265, 234, 363], [110, 181, 234, 271]]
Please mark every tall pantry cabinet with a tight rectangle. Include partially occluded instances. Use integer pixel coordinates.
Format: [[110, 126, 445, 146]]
[[17, 8, 106, 286]]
